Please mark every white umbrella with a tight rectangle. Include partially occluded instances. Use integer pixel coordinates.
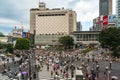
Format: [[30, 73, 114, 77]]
[[111, 76, 118, 79]]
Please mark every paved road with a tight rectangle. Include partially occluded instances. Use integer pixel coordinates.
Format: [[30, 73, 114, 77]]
[[0, 73, 10, 80], [38, 64, 75, 80]]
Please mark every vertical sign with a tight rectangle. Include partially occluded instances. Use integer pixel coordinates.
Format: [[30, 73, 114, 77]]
[[102, 15, 108, 26]]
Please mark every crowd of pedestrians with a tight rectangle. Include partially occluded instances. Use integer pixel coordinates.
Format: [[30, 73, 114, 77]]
[[0, 51, 38, 80], [35, 48, 119, 80], [0, 47, 119, 80]]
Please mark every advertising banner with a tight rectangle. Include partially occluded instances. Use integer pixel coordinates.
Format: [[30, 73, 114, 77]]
[[26, 32, 30, 38], [102, 15, 108, 26], [22, 32, 26, 38], [108, 15, 116, 23]]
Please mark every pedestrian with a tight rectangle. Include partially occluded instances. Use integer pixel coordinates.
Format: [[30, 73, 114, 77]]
[[47, 63, 49, 71], [96, 64, 100, 78], [60, 69, 63, 76], [96, 64, 100, 71], [65, 71, 69, 80], [63, 70, 66, 78], [33, 72, 36, 79], [21, 74, 24, 79], [71, 70, 74, 78], [35, 64, 37, 70], [91, 69, 96, 80], [87, 58, 90, 63], [50, 70, 53, 78], [104, 66, 108, 76], [38, 64, 41, 71], [7, 58, 9, 63], [109, 61, 112, 69], [3, 63, 6, 69]]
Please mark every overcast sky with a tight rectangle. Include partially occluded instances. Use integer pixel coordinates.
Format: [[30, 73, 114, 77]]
[[0, 0, 116, 35]]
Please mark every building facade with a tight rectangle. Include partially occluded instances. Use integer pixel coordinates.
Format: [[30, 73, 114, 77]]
[[0, 37, 8, 44], [99, 0, 112, 16], [92, 15, 116, 31], [76, 22, 82, 31], [30, 2, 76, 35], [73, 31, 100, 46], [30, 2, 76, 46], [7, 27, 30, 44], [116, 0, 120, 27]]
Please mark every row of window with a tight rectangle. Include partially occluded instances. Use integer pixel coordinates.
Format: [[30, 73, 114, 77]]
[[39, 34, 66, 35], [76, 34, 99, 38], [76, 38, 99, 41], [75, 34, 99, 41], [38, 14, 65, 17]]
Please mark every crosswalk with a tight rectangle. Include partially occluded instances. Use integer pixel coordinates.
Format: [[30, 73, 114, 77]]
[[38, 65, 76, 80], [38, 65, 51, 79]]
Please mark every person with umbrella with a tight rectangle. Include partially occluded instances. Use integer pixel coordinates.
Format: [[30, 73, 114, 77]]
[[21, 71, 27, 79]]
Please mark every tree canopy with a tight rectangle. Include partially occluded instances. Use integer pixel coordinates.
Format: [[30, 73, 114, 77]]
[[0, 42, 3, 49], [99, 27, 120, 57], [0, 32, 5, 37], [6, 43, 13, 53], [15, 38, 30, 50], [59, 36, 74, 49]]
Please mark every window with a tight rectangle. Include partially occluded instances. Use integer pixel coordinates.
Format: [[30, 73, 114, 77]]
[[38, 14, 65, 17]]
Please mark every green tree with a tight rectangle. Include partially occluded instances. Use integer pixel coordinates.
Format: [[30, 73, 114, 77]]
[[6, 43, 13, 53], [59, 36, 74, 50], [0, 32, 5, 37], [15, 38, 30, 50], [99, 27, 120, 57], [0, 42, 3, 49]]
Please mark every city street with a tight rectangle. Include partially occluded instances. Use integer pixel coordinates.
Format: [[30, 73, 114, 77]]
[[1, 0, 120, 80], [0, 48, 119, 80]]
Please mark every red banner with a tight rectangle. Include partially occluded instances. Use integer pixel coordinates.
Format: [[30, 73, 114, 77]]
[[102, 15, 108, 26]]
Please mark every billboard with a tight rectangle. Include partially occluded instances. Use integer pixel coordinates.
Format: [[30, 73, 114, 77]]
[[26, 32, 30, 38], [108, 15, 116, 23], [102, 15, 108, 26], [22, 32, 26, 38], [22, 32, 30, 38]]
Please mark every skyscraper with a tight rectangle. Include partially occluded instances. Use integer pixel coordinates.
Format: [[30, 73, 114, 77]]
[[76, 22, 82, 31], [99, 0, 112, 16], [116, 0, 120, 27], [117, 0, 120, 18]]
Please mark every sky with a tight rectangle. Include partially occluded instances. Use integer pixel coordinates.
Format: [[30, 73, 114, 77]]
[[0, 0, 116, 35]]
